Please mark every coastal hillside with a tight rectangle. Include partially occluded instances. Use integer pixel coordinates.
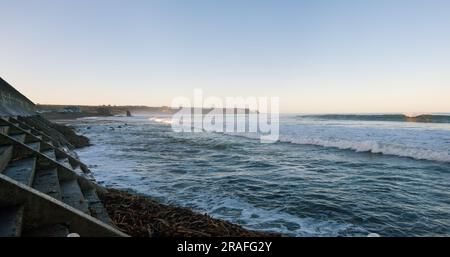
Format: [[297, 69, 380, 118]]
[[37, 104, 256, 121]]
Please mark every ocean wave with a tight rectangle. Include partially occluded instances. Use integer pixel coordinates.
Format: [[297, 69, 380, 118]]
[[149, 115, 450, 163], [279, 136, 450, 163], [149, 117, 173, 124], [299, 114, 450, 124], [220, 132, 450, 163]]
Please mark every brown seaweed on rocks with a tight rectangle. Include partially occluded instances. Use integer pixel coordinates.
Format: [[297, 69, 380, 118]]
[[98, 188, 281, 237]]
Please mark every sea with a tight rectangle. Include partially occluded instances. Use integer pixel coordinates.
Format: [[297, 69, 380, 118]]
[[67, 113, 450, 236]]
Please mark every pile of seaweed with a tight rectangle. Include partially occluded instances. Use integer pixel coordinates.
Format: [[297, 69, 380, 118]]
[[98, 188, 280, 237]]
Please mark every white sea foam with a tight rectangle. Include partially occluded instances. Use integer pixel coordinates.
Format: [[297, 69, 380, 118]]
[[173, 194, 364, 236], [150, 117, 173, 124], [224, 132, 450, 163], [280, 136, 450, 163], [149, 115, 450, 163]]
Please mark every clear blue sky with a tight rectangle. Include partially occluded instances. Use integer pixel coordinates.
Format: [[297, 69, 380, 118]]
[[1, 0, 449, 113]]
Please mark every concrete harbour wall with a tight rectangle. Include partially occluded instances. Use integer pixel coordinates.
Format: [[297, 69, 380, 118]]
[[0, 78, 36, 116]]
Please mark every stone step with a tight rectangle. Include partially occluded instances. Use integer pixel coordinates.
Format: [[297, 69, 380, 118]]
[[73, 164, 84, 175], [83, 188, 112, 225], [5, 123, 47, 149], [27, 142, 40, 152], [0, 145, 13, 173], [4, 119, 48, 145], [23, 224, 70, 237], [29, 130, 41, 137], [0, 125, 10, 135], [58, 157, 73, 170], [6, 126, 23, 135], [10, 133, 26, 143], [15, 118, 53, 142], [2, 157, 36, 186], [12, 118, 36, 132], [37, 141, 52, 152], [60, 179, 90, 214], [32, 168, 62, 200], [0, 205, 24, 237], [0, 172, 127, 237], [42, 149, 56, 161]]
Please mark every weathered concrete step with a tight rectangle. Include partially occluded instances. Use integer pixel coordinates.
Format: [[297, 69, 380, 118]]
[[3, 119, 50, 147], [42, 149, 56, 161], [0, 205, 24, 237], [0, 146, 13, 173], [14, 118, 50, 137], [6, 126, 23, 135], [1, 173, 128, 237], [27, 142, 40, 152], [73, 164, 84, 175], [39, 142, 55, 153], [83, 188, 112, 225], [0, 126, 9, 135], [32, 168, 61, 200], [3, 122, 49, 149], [3, 157, 36, 186], [23, 224, 70, 237], [11, 118, 36, 132], [58, 158, 73, 170], [10, 133, 26, 143], [60, 179, 90, 215]]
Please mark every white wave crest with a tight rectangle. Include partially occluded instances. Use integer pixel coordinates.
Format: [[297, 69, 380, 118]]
[[148, 116, 450, 163], [279, 136, 450, 163], [150, 117, 173, 125]]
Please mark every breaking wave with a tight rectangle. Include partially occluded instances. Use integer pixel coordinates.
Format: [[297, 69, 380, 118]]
[[149, 117, 173, 125], [279, 136, 450, 163], [149, 115, 450, 163]]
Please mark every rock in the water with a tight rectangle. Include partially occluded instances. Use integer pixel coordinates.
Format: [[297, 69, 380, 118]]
[[126, 110, 132, 117]]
